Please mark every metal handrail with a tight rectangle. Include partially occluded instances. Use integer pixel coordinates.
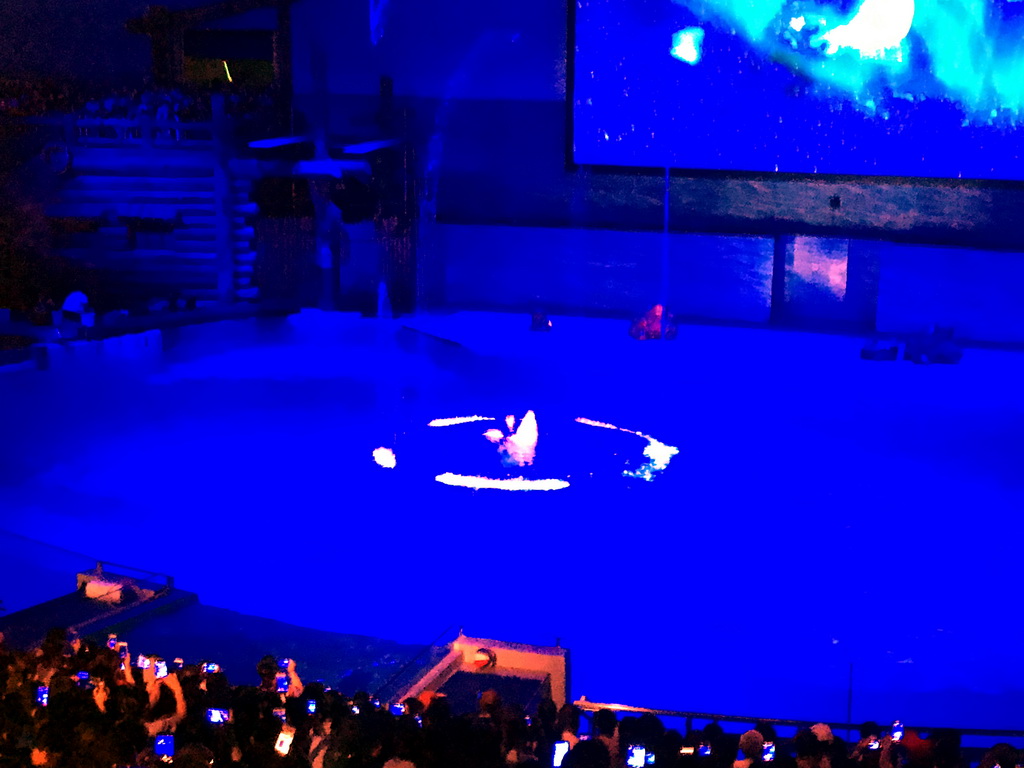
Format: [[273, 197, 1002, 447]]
[[91, 560, 175, 592], [573, 697, 1024, 739]]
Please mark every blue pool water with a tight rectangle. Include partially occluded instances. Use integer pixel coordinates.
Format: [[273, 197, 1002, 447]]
[[2, 310, 1023, 729]]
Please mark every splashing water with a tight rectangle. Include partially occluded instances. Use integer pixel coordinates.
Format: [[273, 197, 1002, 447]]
[[434, 473, 570, 491], [671, 27, 706, 64], [574, 417, 680, 481], [428, 416, 494, 427], [374, 413, 679, 490], [372, 447, 397, 468]]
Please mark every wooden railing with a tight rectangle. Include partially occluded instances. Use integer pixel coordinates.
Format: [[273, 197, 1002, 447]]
[[27, 115, 216, 148], [573, 696, 1024, 741]]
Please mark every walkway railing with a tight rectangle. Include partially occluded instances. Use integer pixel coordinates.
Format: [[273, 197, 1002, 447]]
[[573, 697, 1024, 741]]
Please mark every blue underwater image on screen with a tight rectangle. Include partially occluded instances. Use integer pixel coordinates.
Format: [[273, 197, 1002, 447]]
[[573, 0, 1024, 179]]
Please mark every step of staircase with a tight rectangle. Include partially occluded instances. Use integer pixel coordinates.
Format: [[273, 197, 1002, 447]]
[[58, 190, 217, 205], [84, 248, 219, 262], [179, 214, 218, 227], [96, 225, 131, 237], [51, 144, 260, 305], [108, 267, 219, 282], [48, 203, 216, 220], [69, 147, 217, 177], [125, 248, 218, 259], [64, 233, 130, 250], [172, 229, 218, 242], [180, 288, 224, 300], [59, 246, 131, 260], [65, 175, 217, 192], [160, 240, 222, 254], [112, 274, 219, 290], [62, 238, 245, 260]]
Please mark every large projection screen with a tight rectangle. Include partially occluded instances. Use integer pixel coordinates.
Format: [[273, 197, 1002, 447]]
[[572, 0, 1024, 180]]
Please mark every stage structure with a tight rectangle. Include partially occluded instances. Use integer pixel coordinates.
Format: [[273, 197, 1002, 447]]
[[382, 632, 570, 713]]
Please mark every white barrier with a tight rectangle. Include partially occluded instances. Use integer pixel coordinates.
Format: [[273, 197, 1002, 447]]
[[31, 329, 163, 373]]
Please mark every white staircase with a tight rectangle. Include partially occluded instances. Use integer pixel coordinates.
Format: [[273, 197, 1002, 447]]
[[49, 145, 259, 304]]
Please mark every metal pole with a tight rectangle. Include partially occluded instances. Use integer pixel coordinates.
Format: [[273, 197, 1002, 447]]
[[661, 167, 670, 315], [847, 662, 854, 740]]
